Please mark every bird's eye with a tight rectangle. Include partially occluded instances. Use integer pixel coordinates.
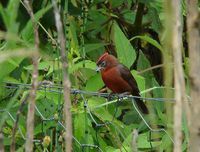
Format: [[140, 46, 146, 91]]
[[101, 61, 106, 67]]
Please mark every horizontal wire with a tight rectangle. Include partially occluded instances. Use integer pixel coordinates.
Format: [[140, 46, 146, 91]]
[[2, 81, 177, 102]]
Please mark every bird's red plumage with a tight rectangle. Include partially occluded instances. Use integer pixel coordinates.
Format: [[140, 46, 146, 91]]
[[102, 67, 132, 93], [97, 53, 149, 114]]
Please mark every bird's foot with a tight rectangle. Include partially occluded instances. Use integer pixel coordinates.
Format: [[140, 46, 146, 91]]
[[107, 92, 116, 101], [107, 92, 131, 101], [118, 92, 131, 100]]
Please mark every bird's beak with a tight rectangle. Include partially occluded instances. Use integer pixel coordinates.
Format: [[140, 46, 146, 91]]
[[96, 66, 102, 72]]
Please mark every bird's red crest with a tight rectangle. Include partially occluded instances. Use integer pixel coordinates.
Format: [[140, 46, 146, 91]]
[[96, 52, 109, 64]]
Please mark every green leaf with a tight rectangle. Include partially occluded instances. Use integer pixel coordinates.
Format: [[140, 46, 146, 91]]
[[70, 60, 96, 73], [131, 70, 145, 92], [146, 8, 162, 33], [110, 0, 124, 8], [122, 10, 136, 24], [112, 22, 136, 68], [130, 35, 163, 52], [0, 4, 9, 29], [7, 0, 20, 31], [68, 17, 80, 55], [21, 4, 53, 41], [0, 58, 23, 82], [137, 51, 154, 81], [138, 132, 160, 148], [85, 43, 106, 53], [85, 73, 104, 91], [74, 113, 86, 141]]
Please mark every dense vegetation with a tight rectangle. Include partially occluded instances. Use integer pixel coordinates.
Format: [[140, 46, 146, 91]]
[[0, 0, 199, 151]]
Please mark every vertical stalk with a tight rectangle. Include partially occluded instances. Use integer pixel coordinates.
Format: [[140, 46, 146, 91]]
[[52, 0, 72, 151], [23, 0, 40, 152], [186, 0, 200, 151], [162, 1, 174, 151], [171, 0, 185, 152]]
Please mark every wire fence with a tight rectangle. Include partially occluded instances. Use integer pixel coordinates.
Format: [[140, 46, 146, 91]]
[[0, 81, 180, 151]]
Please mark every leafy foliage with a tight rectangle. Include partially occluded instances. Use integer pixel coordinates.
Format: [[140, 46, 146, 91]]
[[0, 0, 191, 151]]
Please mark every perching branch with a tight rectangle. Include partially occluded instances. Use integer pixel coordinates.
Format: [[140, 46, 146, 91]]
[[186, 0, 200, 151], [171, 0, 186, 151], [52, 0, 72, 152], [23, 1, 40, 152]]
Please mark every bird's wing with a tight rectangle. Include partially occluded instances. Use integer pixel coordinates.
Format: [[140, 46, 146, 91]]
[[117, 64, 140, 96], [118, 64, 149, 114]]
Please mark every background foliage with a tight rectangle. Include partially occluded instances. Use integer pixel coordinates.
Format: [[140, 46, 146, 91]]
[[0, 0, 195, 151]]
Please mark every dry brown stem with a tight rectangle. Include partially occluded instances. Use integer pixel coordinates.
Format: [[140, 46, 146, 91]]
[[171, 0, 186, 151], [186, 0, 200, 151], [52, 0, 72, 151], [22, 1, 40, 152]]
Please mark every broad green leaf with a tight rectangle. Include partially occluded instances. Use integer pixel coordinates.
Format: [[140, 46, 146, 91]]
[[69, 60, 96, 74], [131, 70, 145, 92], [130, 35, 163, 52], [25, 61, 51, 71], [0, 4, 9, 29], [0, 58, 23, 82], [146, 8, 162, 33], [122, 10, 136, 24], [74, 113, 86, 141], [138, 132, 160, 148], [137, 51, 154, 87], [7, 0, 20, 32], [85, 73, 104, 91], [110, 0, 124, 8], [85, 43, 106, 53], [112, 22, 136, 68], [21, 4, 53, 41], [0, 0, 20, 33], [35, 97, 57, 118], [68, 17, 80, 56]]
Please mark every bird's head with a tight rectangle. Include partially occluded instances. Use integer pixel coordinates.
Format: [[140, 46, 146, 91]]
[[96, 52, 119, 72]]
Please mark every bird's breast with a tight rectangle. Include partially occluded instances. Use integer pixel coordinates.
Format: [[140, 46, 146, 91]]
[[101, 67, 132, 93]]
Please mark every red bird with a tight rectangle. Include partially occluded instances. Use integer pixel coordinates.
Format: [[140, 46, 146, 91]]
[[96, 52, 148, 114]]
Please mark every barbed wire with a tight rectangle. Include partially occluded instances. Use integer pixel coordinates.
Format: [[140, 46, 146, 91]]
[[0, 81, 181, 151], [2, 81, 177, 102]]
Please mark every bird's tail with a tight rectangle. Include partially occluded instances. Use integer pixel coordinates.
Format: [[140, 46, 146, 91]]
[[134, 98, 149, 114]]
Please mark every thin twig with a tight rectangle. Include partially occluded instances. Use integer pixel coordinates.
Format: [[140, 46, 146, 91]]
[[137, 63, 164, 74], [23, 0, 40, 152], [10, 94, 29, 152], [52, 0, 72, 151]]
